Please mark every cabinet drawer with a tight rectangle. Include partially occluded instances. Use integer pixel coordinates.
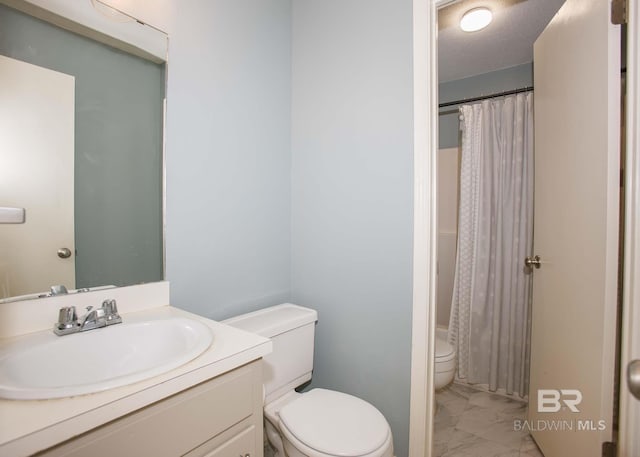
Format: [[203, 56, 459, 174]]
[[37, 363, 258, 457]]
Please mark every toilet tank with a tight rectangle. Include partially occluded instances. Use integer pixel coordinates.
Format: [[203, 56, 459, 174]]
[[223, 304, 318, 404]]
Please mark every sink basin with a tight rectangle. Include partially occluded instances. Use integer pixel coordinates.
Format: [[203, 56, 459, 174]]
[[0, 318, 213, 400]]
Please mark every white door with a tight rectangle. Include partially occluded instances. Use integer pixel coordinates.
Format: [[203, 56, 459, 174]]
[[0, 55, 75, 298], [527, 0, 621, 456]]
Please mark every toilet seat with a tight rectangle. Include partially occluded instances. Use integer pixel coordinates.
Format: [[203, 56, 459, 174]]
[[280, 423, 393, 457], [278, 388, 391, 457]]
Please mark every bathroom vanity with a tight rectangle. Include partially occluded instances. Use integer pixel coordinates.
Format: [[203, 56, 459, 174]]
[[0, 282, 272, 457], [35, 361, 263, 457]]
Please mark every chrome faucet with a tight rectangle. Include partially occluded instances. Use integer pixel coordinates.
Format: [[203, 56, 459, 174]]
[[78, 305, 106, 331], [54, 299, 122, 336]]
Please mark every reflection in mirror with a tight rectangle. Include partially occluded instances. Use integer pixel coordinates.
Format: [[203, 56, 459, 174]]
[[0, 2, 165, 301]]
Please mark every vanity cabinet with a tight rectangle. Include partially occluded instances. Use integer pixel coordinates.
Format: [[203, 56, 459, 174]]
[[35, 360, 263, 457]]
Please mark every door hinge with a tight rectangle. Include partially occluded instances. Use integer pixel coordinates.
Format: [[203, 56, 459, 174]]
[[602, 441, 616, 457], [612, 0, 627, 25]]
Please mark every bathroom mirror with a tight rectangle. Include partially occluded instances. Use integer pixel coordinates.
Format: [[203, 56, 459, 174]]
[[0, 0, 167, 302]]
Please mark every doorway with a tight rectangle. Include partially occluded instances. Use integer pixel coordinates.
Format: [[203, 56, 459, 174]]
[[412, 2, 636, 454]]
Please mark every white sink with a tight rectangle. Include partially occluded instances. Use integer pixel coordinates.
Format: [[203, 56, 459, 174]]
[[0, 318, 213, 400]]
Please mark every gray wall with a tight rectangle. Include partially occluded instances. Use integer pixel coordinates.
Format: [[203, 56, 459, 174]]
[[290, 1, 414, 456], [0, 4, 164, 289], [164, 0, 292, 319], [439, 63, 533, 148]]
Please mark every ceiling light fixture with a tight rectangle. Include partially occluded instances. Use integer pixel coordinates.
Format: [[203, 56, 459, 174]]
[[460, 7, 493, 32]]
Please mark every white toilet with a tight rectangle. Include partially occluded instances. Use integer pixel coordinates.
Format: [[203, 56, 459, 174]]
[[224, 304, 394, 457], [434, 328, 456, 390]]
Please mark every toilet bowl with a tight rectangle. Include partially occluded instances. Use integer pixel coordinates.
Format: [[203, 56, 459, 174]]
[[224, 304, 394, 457], [265, 390, 393, 457], [434, 327, 456, 390]]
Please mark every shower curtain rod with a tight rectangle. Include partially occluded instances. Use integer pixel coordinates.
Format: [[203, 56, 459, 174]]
[[438, 86, 534, 109]]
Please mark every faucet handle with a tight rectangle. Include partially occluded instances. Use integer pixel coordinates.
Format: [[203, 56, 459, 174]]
[[58, 306, 77, 326], [102, 299, 122, 325], [50, 285, 68, 296], [102, 299, 117, 314], [54, 306, 79, 335]]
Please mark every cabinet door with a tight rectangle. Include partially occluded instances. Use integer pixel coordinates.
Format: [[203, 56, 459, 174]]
[[194, 425, 255, 457]]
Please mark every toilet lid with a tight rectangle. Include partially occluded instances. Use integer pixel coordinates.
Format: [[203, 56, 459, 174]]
[[279, 388, 390, 456], [435, 337, 455, 360]]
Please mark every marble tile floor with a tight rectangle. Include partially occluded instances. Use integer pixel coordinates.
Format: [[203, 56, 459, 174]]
[[434, 383, 544, 457]]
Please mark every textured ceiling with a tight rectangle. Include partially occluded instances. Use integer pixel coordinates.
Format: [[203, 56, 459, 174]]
[[438, 0, 566, 82]]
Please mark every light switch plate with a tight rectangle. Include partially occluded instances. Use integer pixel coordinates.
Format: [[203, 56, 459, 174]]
[[0, 207, 26, 224]]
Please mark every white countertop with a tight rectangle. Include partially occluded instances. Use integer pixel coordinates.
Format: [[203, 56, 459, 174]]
[[0, 305, 272, 457]]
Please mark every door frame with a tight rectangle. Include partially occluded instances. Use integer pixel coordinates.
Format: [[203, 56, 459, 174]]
[[408, 0, 640, 455], [619, 1, 640, 455], [407, 0, 435, 455], [408, 0, 455, 455]]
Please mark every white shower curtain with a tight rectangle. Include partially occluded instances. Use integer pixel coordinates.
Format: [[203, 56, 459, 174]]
[[448, 92, 534, 397]]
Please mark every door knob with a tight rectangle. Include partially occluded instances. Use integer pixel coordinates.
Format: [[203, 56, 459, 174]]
[[524, 255, 542, 269], [57, 247, 72, 259], [628, 359, 640, 401]]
